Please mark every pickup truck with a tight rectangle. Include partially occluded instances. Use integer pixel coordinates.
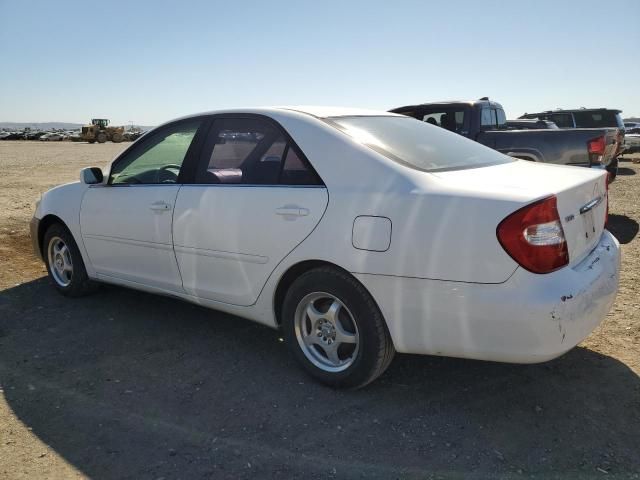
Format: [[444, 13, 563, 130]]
[[390, 98, 619, 180]]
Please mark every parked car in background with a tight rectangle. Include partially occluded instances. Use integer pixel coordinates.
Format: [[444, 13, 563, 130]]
[[39, 132, 64, 141], [520, 108, 625, 176], [1, 131, 25, 140], [24, 131, 46, 140], [520, 108, 625, 130], [31, 107, 620, 388], [624, 122, 640, 134], [623, 133, 640, 154], [390, 98, 620, 181], [504, 119, 558, 130]]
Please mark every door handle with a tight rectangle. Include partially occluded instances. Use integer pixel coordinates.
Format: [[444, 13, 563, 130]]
[[275, 206, 309, 217], [149, 201, 172, 211]]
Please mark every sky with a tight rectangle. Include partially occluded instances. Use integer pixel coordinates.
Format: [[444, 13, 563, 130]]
[[1, 0, 639, 126]]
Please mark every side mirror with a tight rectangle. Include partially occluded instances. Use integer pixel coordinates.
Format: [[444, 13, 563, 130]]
[[80, 167, 104, 185]]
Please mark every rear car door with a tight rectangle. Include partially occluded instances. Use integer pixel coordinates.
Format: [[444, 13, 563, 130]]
[[172, 115, 328, 306], [79, 118, 206, 292]]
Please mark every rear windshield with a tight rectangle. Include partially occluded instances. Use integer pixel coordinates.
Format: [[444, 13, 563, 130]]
[[326, 116, 513, 172]]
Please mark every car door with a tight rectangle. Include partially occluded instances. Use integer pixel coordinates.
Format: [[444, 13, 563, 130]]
[[173, 115, 328, 306], [79, 117, 207, 292]]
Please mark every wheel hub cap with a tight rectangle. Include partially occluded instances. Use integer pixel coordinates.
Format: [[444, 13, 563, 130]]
[[47, 236, 73, 288], [294, 292, 360, 373], [318, 321, 336, 343]]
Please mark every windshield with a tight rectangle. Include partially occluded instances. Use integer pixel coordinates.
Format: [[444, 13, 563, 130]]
[[326, 115, 513, 172]]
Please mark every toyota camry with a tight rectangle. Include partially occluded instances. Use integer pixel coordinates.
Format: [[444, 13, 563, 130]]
[[30, 107, 621, 388]]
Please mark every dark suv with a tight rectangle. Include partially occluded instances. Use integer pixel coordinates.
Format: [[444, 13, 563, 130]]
[[520, 108, 624, 130]]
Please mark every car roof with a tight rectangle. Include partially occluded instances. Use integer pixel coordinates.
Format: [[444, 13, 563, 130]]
[[279, 106, 400, 118], [390, 99, 502, 112], [524, 108, 622, 114], [172, 106, 401, 123]]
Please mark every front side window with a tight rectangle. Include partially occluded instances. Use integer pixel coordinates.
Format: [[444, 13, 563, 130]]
[[327, 115, 513, 172], [109, 119, 202, 185], [196, 118, 321, 185]]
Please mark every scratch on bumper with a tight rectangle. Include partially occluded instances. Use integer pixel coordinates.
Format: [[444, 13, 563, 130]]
[[550, 234, 620, 346]]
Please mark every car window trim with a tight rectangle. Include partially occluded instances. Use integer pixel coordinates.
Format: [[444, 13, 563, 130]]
[[195, 113, 324, 187]]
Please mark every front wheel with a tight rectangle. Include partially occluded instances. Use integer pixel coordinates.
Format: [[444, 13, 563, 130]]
[[282, 267, 395, 389], [43, 223, 97, 297]]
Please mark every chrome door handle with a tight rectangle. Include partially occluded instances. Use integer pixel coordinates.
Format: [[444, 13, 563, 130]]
[[275, 206, 309, 217], [149, 201, 171, 211]]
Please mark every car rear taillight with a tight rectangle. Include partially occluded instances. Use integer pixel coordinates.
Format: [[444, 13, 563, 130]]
[[497, 196, 569, 274], [588, 135, 606, 165]]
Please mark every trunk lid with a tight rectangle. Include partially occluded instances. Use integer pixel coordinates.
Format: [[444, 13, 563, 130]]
[[432, 161, 608, 267]]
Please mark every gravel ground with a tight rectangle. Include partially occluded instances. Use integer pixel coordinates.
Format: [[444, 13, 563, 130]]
[[0, 142, 639, 479]]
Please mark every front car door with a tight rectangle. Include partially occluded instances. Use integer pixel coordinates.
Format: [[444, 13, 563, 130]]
[[79, 117, 207, 292], [173, 115, 328, 306]]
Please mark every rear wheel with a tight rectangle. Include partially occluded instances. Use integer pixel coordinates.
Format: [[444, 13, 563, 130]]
[[96, 132, 107, 143], [282, 267, 395, 389], [43, 223, 97, 297]]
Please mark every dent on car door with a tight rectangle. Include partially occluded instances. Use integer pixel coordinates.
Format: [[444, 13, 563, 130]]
[[173, 116, 328, 306], [79, 118, 206, 292]]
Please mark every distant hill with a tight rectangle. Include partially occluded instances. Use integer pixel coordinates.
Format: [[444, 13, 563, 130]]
[[0, 121, 155, 130], [624, 117, 640, 123]]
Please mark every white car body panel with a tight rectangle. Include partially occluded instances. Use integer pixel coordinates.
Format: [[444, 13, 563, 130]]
[[34, 181, 96, 278], [80, 185, 184, 292], [173, 185, 328, 305], [31, 106, 621, 364], [356, 230, 620, 362]]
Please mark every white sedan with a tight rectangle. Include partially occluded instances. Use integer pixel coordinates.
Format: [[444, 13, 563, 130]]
[[39, 132, 64, 141], [30, 107, 621, 388]]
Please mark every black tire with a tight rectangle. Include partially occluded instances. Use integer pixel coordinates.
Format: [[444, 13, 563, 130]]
[[282, 267, 395, 389], [43, 223, 97, 297], [96, 132, 107, 144]]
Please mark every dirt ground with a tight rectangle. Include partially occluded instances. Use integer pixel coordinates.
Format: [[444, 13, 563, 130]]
[[0, 141, 639, 479]]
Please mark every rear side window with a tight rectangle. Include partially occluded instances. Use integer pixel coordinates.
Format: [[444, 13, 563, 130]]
[[417, 109, 468, 135], [573, 111, 622, 128], [548, 113, 574, 128], [281, 148, 321, 185], [480, 108, 497, 128], [196, 117, 322, 185], [327, 115, 512, 172]]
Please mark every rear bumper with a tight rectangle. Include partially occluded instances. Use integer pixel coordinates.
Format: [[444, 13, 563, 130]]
[[355, 230, 620, 363]]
